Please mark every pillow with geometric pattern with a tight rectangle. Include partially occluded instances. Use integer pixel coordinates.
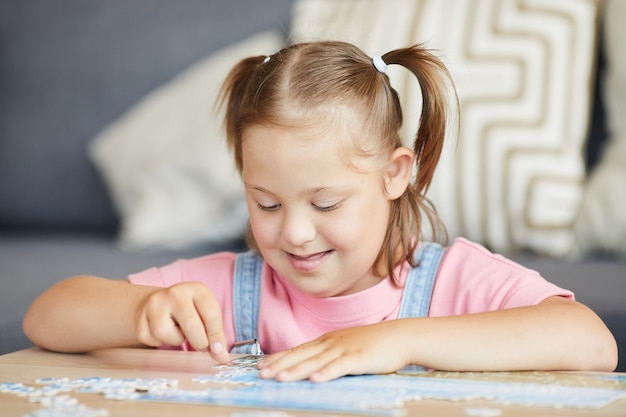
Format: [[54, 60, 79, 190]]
[[292, 0, 599, 257]]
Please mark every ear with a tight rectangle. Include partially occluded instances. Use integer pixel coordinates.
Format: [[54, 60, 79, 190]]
[[383, 146, 414, 200]]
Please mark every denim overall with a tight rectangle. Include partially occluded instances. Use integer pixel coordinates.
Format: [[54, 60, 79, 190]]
[[230, 242, 446, 357]]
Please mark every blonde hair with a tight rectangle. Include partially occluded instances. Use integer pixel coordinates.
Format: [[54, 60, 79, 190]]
[[219, 41, 457, 283]]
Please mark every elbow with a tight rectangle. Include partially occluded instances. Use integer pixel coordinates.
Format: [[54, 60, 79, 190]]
[[550, 300, 619, 372], [575, 317, 619, 372], [592, 331, 619, 372], [22, 276, 91, 353], [587, 310, 619, 372], [22, 304, 52, 351], [22, 306, 43, 349], [22, 299, 67, 353], [555, 328, 618, 372]]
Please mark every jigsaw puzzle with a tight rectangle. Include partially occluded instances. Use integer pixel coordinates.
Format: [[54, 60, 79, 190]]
[[2, 355, 626, 417]]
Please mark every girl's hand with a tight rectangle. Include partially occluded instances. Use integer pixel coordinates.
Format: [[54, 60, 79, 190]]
[[257, 321, 411, 382], [135, 282, 230, 363]]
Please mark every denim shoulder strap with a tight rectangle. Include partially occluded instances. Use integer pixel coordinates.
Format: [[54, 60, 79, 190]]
[[396, 242, 446, 374], [230, 251, 265, 355], [398, 242, 446, 319]]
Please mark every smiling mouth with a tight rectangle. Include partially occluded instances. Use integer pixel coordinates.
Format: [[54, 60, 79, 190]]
[[286, 250, 334, 272]]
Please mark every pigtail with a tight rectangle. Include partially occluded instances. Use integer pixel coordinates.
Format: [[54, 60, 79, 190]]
[[217, 55, 269, 174], [383, 44, 456, 200], [377, 45, 459, 279]]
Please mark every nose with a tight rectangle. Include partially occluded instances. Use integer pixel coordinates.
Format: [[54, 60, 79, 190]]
[[281, 207, 316, 247]]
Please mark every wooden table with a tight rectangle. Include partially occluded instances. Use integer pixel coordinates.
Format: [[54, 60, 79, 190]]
[[1, 347, 625, 417]]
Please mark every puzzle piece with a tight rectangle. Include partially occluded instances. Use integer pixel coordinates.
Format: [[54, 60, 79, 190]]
[[2, 376, 177, 417], [191, 369, 626, 411], [213, 355, 265, 371], [2, 366, 626, 417]]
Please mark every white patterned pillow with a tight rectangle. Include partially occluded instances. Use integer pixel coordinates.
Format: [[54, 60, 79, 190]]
[[292, 0, 598, 257], [89, 32, 284, 250]]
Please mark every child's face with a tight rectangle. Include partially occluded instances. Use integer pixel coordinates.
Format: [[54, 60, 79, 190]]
[[241, 123, 394, 297]]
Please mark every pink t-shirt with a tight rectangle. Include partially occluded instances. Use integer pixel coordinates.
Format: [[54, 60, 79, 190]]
[[129, 238, 573, 353]]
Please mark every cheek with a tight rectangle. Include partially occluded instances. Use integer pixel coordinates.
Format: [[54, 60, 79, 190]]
[[345, 199, 390, 244], [247, 209, 277, 248], [320, 210, 379, 249]]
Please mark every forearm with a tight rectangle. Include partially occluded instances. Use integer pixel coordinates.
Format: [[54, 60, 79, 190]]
[[23, 276, 157, 353], [403, 297, 618, 372]]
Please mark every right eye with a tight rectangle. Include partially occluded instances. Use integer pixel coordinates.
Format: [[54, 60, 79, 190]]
[[256, 202, 281, 212]]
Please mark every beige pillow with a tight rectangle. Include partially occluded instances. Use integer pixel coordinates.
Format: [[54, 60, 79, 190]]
[[572, 0, 626, 257], [89, 31, 284, 250], [292, 0, 598, 257]]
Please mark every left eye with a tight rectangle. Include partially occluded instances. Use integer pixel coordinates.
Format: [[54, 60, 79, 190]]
[[313, 202, 339, 212]]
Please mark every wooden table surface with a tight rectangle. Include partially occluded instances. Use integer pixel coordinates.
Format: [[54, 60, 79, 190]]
[[1, 347, 625, 417]]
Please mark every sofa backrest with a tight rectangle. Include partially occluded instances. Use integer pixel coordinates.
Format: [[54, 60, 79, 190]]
[[0, 0, 294, 233]]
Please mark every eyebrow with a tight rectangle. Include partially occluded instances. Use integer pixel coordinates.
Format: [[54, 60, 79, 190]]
[[244, 184, 273, 194], [244, 183, 346, 198]]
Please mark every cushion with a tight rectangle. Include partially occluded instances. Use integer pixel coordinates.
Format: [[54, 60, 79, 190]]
[[89, 31, 284, 250], [0, 0, 294, 233], [571, 0, 626, 258], [291, 0, 599, 257]]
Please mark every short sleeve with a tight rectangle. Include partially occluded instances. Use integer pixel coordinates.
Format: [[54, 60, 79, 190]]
[[128, 261, 184, 287], [126, 251, 239, 351], [429, 238, 574, 317], [128, 251, 238, 291]]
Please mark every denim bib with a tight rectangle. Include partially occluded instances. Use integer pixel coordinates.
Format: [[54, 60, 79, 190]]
[[230, 242, 446, 355]]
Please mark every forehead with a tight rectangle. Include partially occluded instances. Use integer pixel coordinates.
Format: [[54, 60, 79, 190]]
[[241, 105, 383, 172], [241, 123, 387, 204], [241, 122, 340, 168], [242, 123, 382, 185]]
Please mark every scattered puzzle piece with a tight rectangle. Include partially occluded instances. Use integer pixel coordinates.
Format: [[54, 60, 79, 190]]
[[2, 365, 626, 417]]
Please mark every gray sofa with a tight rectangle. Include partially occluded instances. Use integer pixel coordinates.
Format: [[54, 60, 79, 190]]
[[1, 0, 624, 372]]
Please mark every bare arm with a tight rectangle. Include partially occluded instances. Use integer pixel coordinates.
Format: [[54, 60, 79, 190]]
[[22, 276, 230, 362], [402, 297, 617, 372], [23, 276, 146, 352], [258, 297, 618, 382]]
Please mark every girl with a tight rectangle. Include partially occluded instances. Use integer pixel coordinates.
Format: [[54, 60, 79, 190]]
[[23, 41, 617, 382]]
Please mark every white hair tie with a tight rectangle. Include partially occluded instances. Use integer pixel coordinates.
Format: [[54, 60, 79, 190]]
[[372, 55, 387, 73]]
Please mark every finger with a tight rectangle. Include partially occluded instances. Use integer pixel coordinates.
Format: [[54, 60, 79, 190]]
[[147, 312, 186, 347], [173, 307, 209, 351], [257, 349, 289, 369], [258, 343, 326, 380], [278, 349, 345, 382], [136, 313, 161, 347], [136, 288, 187, 347], [257, 347, 303, 377], [308, 355, 360, 383], [194, 292, 229, 363]]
